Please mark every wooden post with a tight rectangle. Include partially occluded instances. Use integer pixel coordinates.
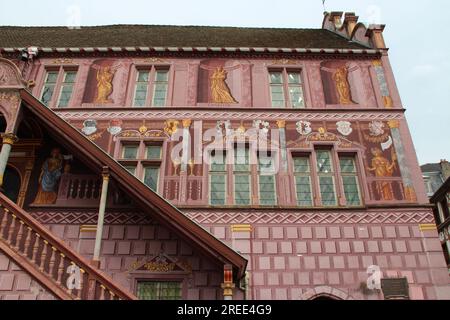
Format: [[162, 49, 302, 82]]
[[92, 167, 109, 263], [221, 264, 235, 300]]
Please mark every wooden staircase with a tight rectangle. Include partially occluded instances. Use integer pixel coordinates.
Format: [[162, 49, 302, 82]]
[[0, 192, 137, 300]]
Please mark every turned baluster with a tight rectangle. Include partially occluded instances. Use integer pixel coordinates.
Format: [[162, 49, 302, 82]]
[[13, 220, 25, 251], [48, 246, 58, 278], [0, 208, 10, 239], [31, 233, 41, 264], [99, 285, 106, 300], [6, 213, 17, 243], [23, 227, 33, 259], [109, 291, 116, 300], [39, 240, 49, 272], [56, 253, 66, 285]]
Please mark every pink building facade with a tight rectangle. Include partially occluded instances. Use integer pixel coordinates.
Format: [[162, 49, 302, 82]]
[[0, 11, 449, 300]]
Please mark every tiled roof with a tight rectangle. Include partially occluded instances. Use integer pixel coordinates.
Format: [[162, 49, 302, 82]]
[[0, 25, 368, 49], [420, 163, 441, 173]]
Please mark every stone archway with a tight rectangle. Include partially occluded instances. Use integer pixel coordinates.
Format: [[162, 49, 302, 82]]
[[301, 286, 353, 300]]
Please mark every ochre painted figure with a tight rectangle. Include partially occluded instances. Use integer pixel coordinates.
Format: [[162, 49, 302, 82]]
[[94, 66, 115, 104], [210, 67, 237, 104], [333, 66, 353, 104], [368, 147, 396, 201], [32, 148, 63, 205]]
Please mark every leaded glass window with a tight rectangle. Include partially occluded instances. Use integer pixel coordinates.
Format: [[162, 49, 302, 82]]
[[57, 71, 77, 107], [234, 147, 250, 205], [41, 71, 59, 106], [143, 166, 160, 192], [137, 281, 181, 300], [316, 150, 337, 206], [258, 153, 276, 205], [269, 69, 305, 108], [339, 156, 361, 206], [152, 70, 168, 106], [293, 156, 313, 206], [133, 70, 150, 106], [209, 151, 227, 205]]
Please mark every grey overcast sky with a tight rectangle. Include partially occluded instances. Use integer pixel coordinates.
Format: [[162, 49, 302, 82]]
[[1, 0, 449, 165]]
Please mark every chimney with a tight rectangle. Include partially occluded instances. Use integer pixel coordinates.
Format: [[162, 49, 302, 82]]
[[329, 11, 344, 28], [343, 12, 359, 37], [366, 24, 387, 49]]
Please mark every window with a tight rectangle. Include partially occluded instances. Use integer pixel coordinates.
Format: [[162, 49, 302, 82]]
[[258, 152, 277, 205], [119, 141, 162, 193], [209, 151, 227, 205], [339, 156, 361, 206], [57, 71, 77, 107], [316, 150, 337, 206], [40, 68, 77, 107], [137, 281, 181, 300], [268, 69, 305, 108], [133, 67, 169, 107], [293, 156, 313, 206], [41, 71, 58, 106]]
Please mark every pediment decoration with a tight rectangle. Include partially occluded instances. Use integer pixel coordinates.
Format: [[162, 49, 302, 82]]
[[127, 252, 193, 274]]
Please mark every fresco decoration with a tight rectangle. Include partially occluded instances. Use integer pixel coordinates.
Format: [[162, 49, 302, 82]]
[[107, 119, 123, 136], [252, 120, 270, 135], [216, 120, 232, 137], [197, 59, 240, 104], [332, 66, 354, 104], [81, 119, 104, 141], [82, 59, 120, 104], [210, 67, 237, 104], [336, 121, 353, 136], [32, 148, 64, 205], [164, 120, 179, 137], [373, 60, 393, 108], [116, 122, 167, 140], [321, 61, 359, 105], [368, 147, 397, 201], [296, 120, 312, 136]]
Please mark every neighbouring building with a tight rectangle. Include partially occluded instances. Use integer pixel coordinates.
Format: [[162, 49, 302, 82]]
[[421, 160, 450, 197], [0, 11, 449, 300], [430, 177, 450, 274]]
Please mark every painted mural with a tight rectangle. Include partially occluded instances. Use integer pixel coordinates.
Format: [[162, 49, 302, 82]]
[[31, 148, 64, 205], [197, 59, 240, 104], [82, 59, 120, 104]]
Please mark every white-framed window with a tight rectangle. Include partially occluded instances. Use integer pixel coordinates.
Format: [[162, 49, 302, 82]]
[[268, 69, 305, 108], [40, 68, 77, 107], [133, 67, 169, 107], [118, 141, 163, 193]]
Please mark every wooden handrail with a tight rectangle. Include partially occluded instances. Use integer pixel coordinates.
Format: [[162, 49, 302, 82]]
[[0, 192, 137, 300]]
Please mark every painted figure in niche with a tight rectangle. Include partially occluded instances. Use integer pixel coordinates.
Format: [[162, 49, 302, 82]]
[[368, 147, 396, 201], [93, 65, 117, 104], [32, 148, 63, 205], [332, 66, 353, 105], [210, 66, 237, 104]]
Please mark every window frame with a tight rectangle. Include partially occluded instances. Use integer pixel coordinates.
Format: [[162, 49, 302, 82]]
[[267, 68, 305, 109], [292, 153, 314, 207], [39, 66, 78, 108], [208, 149, 228, 206], [131, 65, 171, 107], [117, 138, 164, 193], [338, 153, 363, 207]]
